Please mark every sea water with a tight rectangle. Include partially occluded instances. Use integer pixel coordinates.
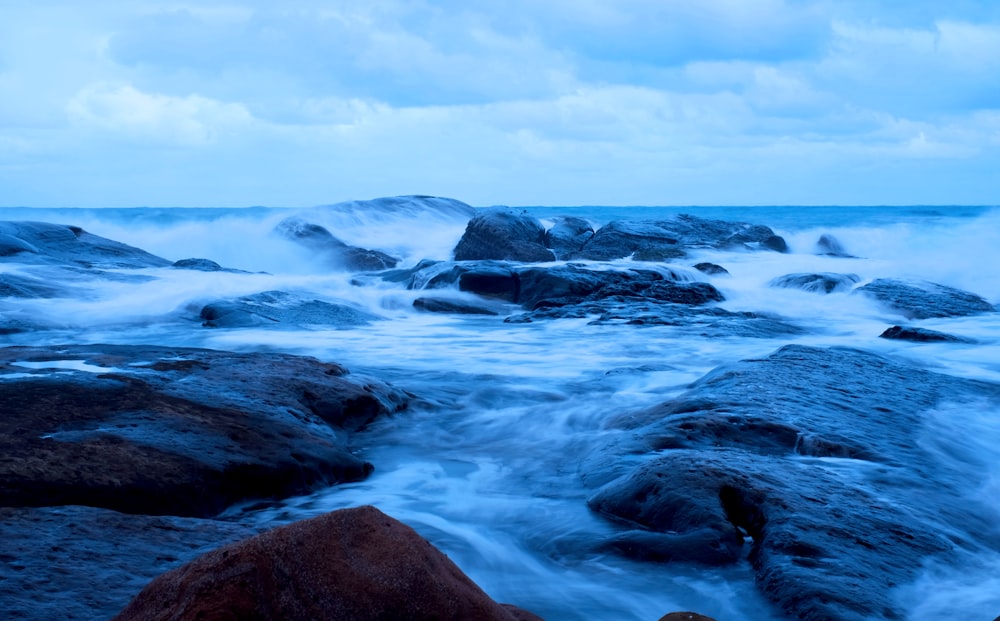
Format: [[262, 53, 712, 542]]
[[1, 202, 998, 620]]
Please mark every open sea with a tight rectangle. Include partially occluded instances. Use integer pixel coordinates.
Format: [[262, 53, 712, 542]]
[[1, 202, 998, 620]]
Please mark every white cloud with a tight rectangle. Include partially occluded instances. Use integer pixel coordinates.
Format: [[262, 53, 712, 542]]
[[66, 84, 254, 145]]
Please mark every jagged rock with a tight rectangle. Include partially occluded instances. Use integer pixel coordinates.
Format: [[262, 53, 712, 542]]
[[587, 345, 1000, 621], [571, 215, 788, 261], [0, 221, 170, 268], [769, 272, 860, 294], [544, 216, 595, 259], [274, 217, 399, 271], [0, 345, 408, 517], [879, 325, 974, 343], [453, 207, 555, 262], [857, 278, 995, 319], [112, 506, 542, 621], [199, 290, 381, 328]]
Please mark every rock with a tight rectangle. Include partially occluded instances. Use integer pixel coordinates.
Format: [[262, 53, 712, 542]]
[[0, 345, 408, 517], [171, 258, 248, 273], [769, 272, 860, 294], [571, 215, 788, 261], [453, 207, 555, 262], [274, 217, 399, 271], [0, 273, 72, 298], [856, 278, 996, 319], [658, 613, 717, 621], [314, 195, 477, 221], [879, 325, 974, 343], [543, 216, 594, 259], [587, 345, 1000, 621], [815, 233, 854, 257], [199, 290, 382, 328], [112, 505, 541, 621], [0, 221, 171, 268], [693, 262, 729, 276], [413, 297, 500, 316], [0, 505, 260, 621]]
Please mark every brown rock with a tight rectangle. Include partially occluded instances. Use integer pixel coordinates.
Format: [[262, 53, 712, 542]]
[[113, 505, 542, 621]]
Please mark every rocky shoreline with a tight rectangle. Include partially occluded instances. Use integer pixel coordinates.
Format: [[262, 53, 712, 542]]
[[2, 197, 998, 620]]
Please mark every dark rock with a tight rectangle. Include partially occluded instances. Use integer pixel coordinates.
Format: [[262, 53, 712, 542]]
[[453, 207, 555, 262], [658, 614, 717, 621], [112, 505, 541, 621], [816, 233, 854, 257], [769, 272, 860, 294], [856, 278, 996, 319], [571, 215, 788, 261], [200, 290, 382, 328], [0, 345, 408, 517], [879, 325, 974, 343], [693, 262, 729, 276], [274, 217, 399, 271], [0, 221, 171, 268], [0, 505, 260, 621], [413, 297, 500, 316], [0, 273, 71, 298], [171, 258, 248, 273], [587, 345, 1000, 621], [544, 216, 594, 259]]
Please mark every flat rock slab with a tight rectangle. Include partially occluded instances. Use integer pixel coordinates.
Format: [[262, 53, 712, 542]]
[[587, 345, 1000, 621], [0, 345, 408, 517], [856, 278, 995, 319], [199, 289, 382, 328], [0, 505, 260, 621], [0, 221, 170, 269], [113, 505, 542, 621]]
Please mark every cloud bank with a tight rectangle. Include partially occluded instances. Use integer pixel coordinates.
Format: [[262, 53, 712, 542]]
[[1, 1, 998, 206]]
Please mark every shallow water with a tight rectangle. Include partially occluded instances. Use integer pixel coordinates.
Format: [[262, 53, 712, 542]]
[[2, 202, 999, 620]]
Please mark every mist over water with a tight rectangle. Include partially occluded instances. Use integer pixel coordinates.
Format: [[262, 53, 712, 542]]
[[2, 203, 999, 620]]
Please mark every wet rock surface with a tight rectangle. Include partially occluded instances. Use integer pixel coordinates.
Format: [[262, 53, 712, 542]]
[[112, 505, 542, 621], [274, 217, 399, 271], [199, 290, 382, 328], [544, 216, 595, 259], [413, 296, 501, 315], [0, 345, 408, 517], [769, 272, 860, 294], [879, 325, 975, 343], [569, 215, 787, 261], [0, 221, 170, 268], [453, 207, 555, 262], [857, 278, 996, 319], [586, 345, 1000, 621]]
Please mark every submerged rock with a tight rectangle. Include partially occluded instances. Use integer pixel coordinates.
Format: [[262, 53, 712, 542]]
[[171, 258, 248, 273], [570, 215, 787, 261], [113, 505, 541, 621], [453, 207, 555, 262], [413, 297, 500, 316], [692, 262, 729, 276], [199, 290, 382, 328], [769, 272, 860, 294], [0, 221, 170, 269], [0, 345, 408, 517], [815, 233, 855, 257], [274, 217, 399, 271], [856, 278, 996, 319], [587, 345, 1000, 621], [879, 325, 975, 343], [0, 273, 72, 298]]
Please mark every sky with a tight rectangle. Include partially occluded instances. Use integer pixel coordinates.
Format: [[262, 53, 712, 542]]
[[1, 1, 999, 207]]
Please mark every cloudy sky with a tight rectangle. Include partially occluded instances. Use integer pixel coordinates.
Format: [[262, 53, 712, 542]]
[[1, 1, 998, 207]]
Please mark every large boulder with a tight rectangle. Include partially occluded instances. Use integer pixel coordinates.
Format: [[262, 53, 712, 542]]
[[586, 345, 1000, 621], [0, 221, 170, 268], [453, 207, 555, 262], [571, 215, 788, 261], [856, 278, 996, 319], [0, 345, 408, 517], [199, 290, 382, 328], [274, 217, 399, 271], [544, 216, 595, 259], [112, 505, 541, 621]]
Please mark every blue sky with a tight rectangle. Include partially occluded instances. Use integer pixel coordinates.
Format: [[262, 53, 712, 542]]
[[1, 1, 998, 207]]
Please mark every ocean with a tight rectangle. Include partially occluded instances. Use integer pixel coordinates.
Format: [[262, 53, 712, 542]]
[[1, 201, 998, 620]]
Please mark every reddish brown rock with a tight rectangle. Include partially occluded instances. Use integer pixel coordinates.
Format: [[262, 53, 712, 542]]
[[113, 505, 542, 621]]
